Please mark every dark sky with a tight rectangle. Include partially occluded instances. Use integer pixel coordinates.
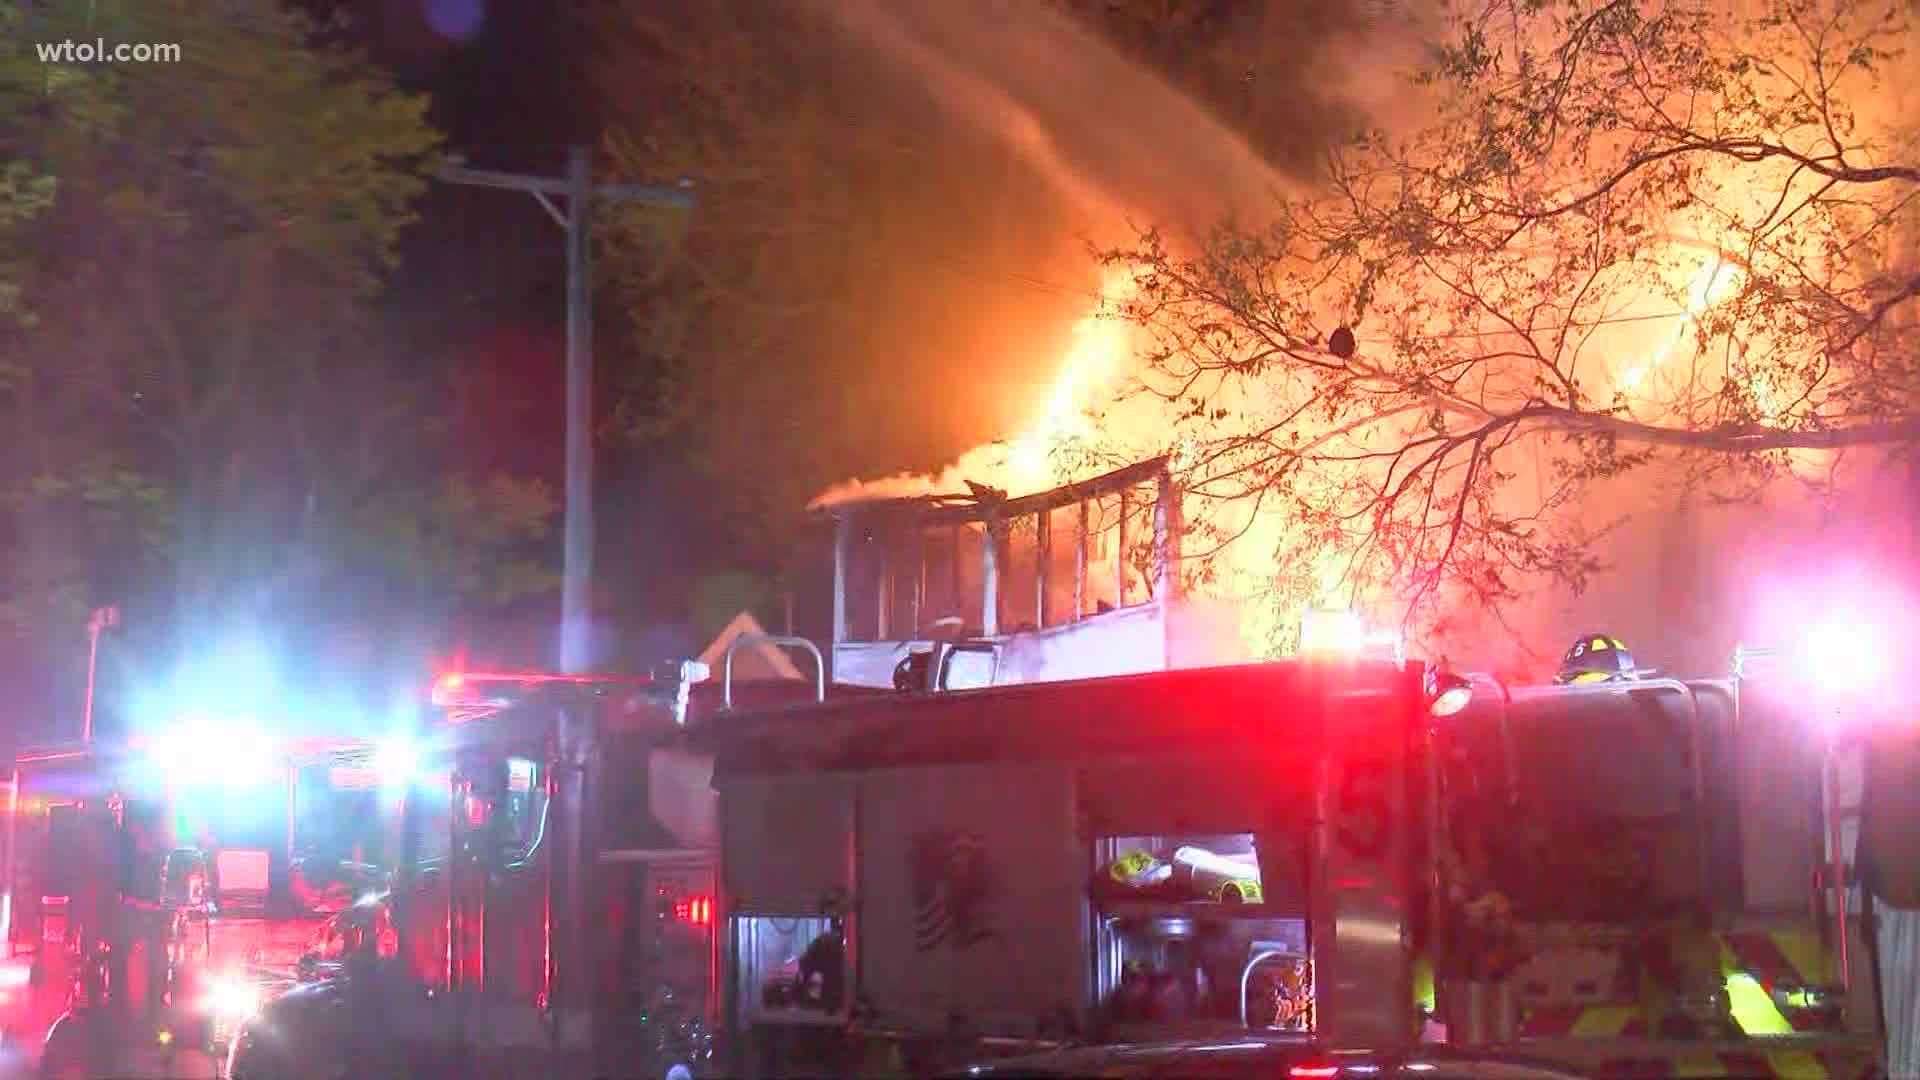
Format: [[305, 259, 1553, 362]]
[[320, 1, 598, 151], [308, 0, 721, 649], [315, 0, 602, 484]]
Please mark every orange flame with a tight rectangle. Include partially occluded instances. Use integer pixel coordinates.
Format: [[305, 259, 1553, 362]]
[[811, 265, 1141, 507]]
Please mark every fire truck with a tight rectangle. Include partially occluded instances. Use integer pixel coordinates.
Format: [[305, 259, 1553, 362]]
[[679, 645, 1911, 1079], [218, 623, 1920, 1080], [225, 640, 884, 1080], [0, 729, 384, 1078]]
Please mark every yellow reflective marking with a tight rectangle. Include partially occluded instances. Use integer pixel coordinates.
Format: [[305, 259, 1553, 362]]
[[1569, 1005, 1637, 1037], [1412, 954, 1436, 1013], [1767, 1050, 1828, 1079], [1771, 930, 1830, 988], [1722, 943, 1795, 1036], [1670, 1053, 1729, 1077], [1726, 973, 1796, 1035]]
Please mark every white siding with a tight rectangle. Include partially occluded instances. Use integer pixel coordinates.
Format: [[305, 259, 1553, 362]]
[[1879, 906, 1920, 1079]]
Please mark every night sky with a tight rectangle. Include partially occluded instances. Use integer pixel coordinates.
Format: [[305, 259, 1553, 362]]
[[316, 0, 727, 652]]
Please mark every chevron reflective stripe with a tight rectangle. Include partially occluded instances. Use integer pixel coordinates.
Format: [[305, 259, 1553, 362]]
[[1520, 1003, 1649, 1037], [1669, 1050, 1733, 1076], [1519, 1004, 1586, 1035], [1568, 1004, 1639, 1037], [1766, 931, 1831, 989], [1721, 931, 1838, 1034], [1766, 1049, 1830, 1079], [1726, 969, 1798, 1035], [1723, 929, 1832, 990]]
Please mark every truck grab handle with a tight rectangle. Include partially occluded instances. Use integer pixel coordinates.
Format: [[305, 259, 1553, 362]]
[[1240, 949, 1303, 1030], [723, 634, 826, 709]]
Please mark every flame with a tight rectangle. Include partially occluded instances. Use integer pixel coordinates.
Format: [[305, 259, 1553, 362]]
[[810, 265, 1142, 507], [811, 18, 1903, 667], [1005, 267, 1137, 489], [1617, 254, 1743, 397]]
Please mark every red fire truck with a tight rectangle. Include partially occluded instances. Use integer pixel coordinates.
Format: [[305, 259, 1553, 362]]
[[224, 628, 1918, 1080], [0, 729, 383, 1078], [684, 646, 1909, 1079], [225, 637, 882, 1080]]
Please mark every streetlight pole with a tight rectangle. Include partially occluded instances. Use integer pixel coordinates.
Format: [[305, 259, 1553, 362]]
[[437, 146, 695, 673], [82, 605, 119, 743]]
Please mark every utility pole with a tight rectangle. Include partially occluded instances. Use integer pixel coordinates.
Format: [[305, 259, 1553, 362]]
[[438, 146, 695, 673]]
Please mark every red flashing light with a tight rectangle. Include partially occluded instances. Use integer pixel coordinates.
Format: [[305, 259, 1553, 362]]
[[432, 670, 653, 706], [671, 896, 713, 926], [430, 672, 470, 708], [1291, 1065, 1340, 1079]]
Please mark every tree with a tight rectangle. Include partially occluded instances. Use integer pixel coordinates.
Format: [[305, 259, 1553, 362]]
[[1109, 0, 1920, 653], [1, 1, 554, 715]]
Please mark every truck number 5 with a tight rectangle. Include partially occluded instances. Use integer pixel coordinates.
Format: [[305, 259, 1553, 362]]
[[1335, 758, 1391, 860]]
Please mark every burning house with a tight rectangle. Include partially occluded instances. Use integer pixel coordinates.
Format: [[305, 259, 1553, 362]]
[[823, 455, 1253, 690]]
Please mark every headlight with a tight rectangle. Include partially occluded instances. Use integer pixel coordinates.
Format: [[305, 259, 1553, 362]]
[[1796, 616, 1888, 697], [373, 736, 421, 784], [204, 975, 261, 1019]]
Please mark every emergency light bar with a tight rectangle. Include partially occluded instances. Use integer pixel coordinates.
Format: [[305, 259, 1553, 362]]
[[430, 671, 657, 710]]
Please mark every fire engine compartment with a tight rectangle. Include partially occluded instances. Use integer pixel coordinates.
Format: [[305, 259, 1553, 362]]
[[697, 661, 1378, 1054], [1092, 831, 1311, 1037]]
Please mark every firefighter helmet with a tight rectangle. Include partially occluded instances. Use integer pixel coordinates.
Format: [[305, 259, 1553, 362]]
[[1555, 633, 1637, 684]]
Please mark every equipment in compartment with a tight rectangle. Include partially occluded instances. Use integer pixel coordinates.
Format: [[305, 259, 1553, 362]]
[[736, 916, 842, 1020], [1092, 832, 1309, 1034], [1095, 834, 1265, 906]]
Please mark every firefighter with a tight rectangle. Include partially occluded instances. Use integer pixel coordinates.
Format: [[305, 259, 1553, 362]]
[[1553, 633, 1640, 684], [795, 916, 846, 1013]]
